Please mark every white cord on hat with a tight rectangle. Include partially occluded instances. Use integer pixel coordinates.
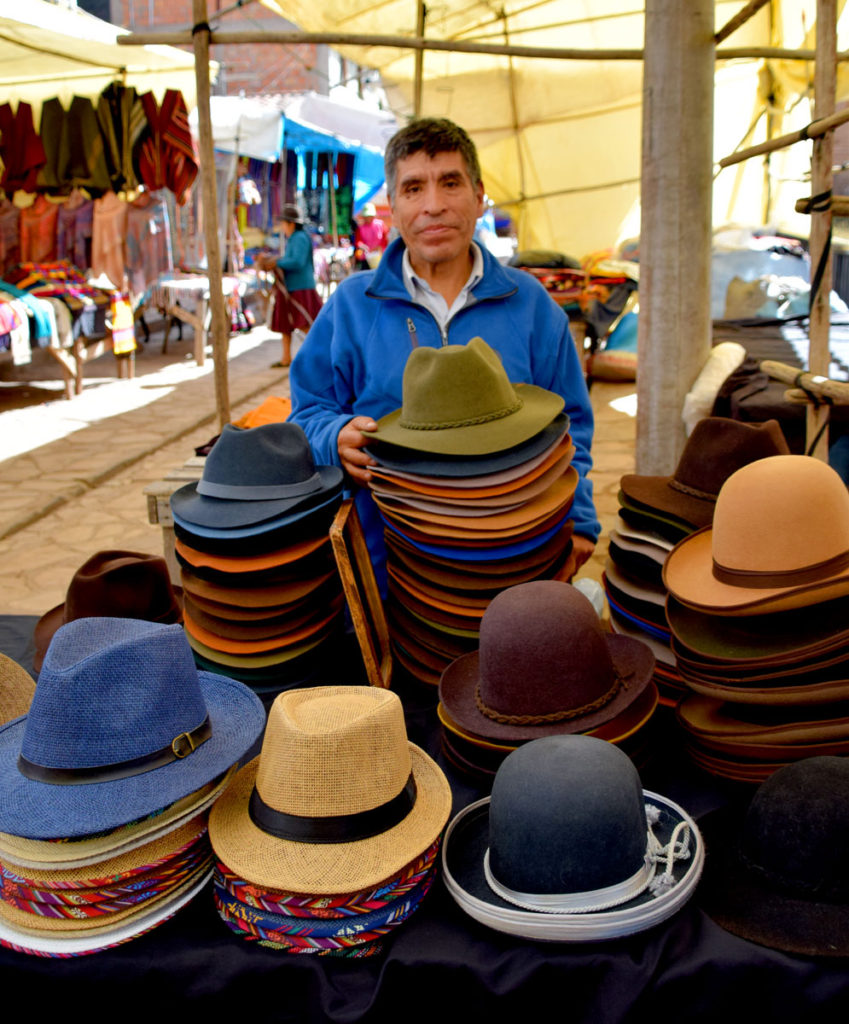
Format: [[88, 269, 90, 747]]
[[483, 803, 692, 915]]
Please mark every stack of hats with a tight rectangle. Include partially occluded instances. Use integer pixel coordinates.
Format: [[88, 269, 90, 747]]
[[442, 734, 704, 941], [170, 422, 345, 698], [663, 454, 849, 782], [32, 549, 183, 674], [364, 338, 578, 685], [438, 580, 657, 778], [0, 617, 264, 956], [209, 685, 451, 956], [608, 417, 789, 705]]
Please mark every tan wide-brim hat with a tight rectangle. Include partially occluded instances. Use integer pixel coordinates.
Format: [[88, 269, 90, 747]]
[[0, 654, 35, 726], [664, 455, 849, 616], [209, 686, 452, 894]]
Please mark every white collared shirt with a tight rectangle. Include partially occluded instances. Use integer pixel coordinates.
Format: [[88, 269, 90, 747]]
[[402, 242, 484, 340]]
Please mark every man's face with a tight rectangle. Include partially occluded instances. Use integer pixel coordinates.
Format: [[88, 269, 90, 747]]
[[390, 149, 484, 275]]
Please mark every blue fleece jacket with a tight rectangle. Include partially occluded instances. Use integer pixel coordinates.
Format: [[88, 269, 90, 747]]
[[289, 238, 599, 581]]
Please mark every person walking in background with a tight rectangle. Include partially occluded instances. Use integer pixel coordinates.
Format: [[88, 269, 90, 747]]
[[256, 203, 323, 367]]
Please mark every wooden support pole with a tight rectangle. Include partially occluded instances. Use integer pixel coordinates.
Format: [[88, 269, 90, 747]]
[[808, 0, 836, 461], [116, 29, 849, 64], [192, 0, 231, 428], [637, 0, 714, 475], [413, 1, 425, 118], [715, 0, 771, 44], [718, 105, 849, 168], [796, 195, 849, 215]]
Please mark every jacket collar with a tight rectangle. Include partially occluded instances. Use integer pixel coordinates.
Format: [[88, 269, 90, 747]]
[[366, 237, 518, 302]]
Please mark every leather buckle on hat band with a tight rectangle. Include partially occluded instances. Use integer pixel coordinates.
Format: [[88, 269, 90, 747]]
[[248, 774, 418, 844], [17, 716, 212, 785]]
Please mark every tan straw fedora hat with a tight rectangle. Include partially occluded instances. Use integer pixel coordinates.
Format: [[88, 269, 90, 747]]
[[0, 654, 34, 726], [208, 686, 452, 893], [663, 455, 849, 615]]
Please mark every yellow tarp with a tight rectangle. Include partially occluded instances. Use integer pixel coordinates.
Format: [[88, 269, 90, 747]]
[[258, 0, 849, 256]]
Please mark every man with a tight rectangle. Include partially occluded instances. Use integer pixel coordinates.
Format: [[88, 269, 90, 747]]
[[289, 118, 599, 583]]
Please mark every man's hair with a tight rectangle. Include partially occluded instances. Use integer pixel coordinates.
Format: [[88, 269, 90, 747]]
[[384, 118, 482, 200]]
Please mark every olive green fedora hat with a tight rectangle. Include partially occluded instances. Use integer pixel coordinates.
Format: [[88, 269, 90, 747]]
[[362, 337, 564, 456]]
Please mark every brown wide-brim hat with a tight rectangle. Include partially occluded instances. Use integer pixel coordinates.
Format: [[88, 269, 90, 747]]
[[663, 455, 849, 616], [620, 417, 789, 529], [34, 550, 182, 673], [677, 694, 849, 749], [209, 687, 452, 894], [439, 581, 655, 744], [0, 654, 35, 726], [363, 337, 564, 456]]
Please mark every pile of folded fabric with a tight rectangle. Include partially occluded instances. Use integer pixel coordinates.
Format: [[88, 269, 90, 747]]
[[664, 454, 849, 783], [364, 338, 578, 685], [170, 421, 345, 699], [0, 618, 264, 956], [608, 417, 789, 705], [437, 580, 658, 778], [209, 685, 451, 956], [442, 734, 703, 941]]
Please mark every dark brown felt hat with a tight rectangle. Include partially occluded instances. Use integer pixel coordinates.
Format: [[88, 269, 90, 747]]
[[621, 417, 789, 529], [439, 581, 654, 743], [34, 550, 182, 673]]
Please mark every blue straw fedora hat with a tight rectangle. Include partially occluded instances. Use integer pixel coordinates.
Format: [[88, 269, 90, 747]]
[[442, 735, 703, 941], [171, 422, 343, 529], [0, 618, 265, 840]]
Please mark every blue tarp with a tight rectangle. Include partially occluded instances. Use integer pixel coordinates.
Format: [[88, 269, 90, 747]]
[[282, 116, 385, 209]]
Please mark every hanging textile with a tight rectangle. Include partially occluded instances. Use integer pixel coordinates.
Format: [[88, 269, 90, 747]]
[[126, 190, 173, 297], [56, 192, 95, 272], [0, 102, 45, 193], [97, 83, 146, 193], [136, 90, 198, 205], [20, 196, 59, 264]]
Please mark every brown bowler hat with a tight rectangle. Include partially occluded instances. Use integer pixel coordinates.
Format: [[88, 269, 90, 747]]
[[33, 550, 182, 673], [664, 455, 849, 616], [439, 581, 654, 743], [621, 417, 789, 529]]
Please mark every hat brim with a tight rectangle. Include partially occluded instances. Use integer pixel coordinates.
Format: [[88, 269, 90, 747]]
[[0, 866, 210, 956], [384, 514, 571, 562], [620, 473, 714, 530], [664, 527, 849, 616], [697, 805, 849, 956], [439, 634, 655, 743], [0, 674, 264, 840], [174, 533, 329, 573], [366, 413, 570, 472], [171, 468, 343, 529], [208, 743, 451, 894], [172, 491, 341, 542], [442, 793, 703, 941]]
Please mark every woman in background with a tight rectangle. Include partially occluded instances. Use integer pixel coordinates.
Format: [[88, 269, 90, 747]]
[[258, 203, 322, 367]]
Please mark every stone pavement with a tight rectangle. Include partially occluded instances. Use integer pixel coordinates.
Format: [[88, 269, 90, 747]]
[[0, 326, 637, 617]]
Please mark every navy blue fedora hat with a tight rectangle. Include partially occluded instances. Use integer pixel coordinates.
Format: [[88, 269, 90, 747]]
[[0, 618, 265, 840], [442, 735, 703, 941], [170, 422, 343, 529]]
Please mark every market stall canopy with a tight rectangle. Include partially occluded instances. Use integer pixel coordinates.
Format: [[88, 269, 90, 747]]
[[0, 0, 206, 116], [189, 95, 284, 162], [258, 0, 849, 258]]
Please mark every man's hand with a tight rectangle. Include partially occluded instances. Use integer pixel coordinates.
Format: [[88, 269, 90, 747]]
[[563, 534, 596, 582], [338, 416, 378, 485]]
